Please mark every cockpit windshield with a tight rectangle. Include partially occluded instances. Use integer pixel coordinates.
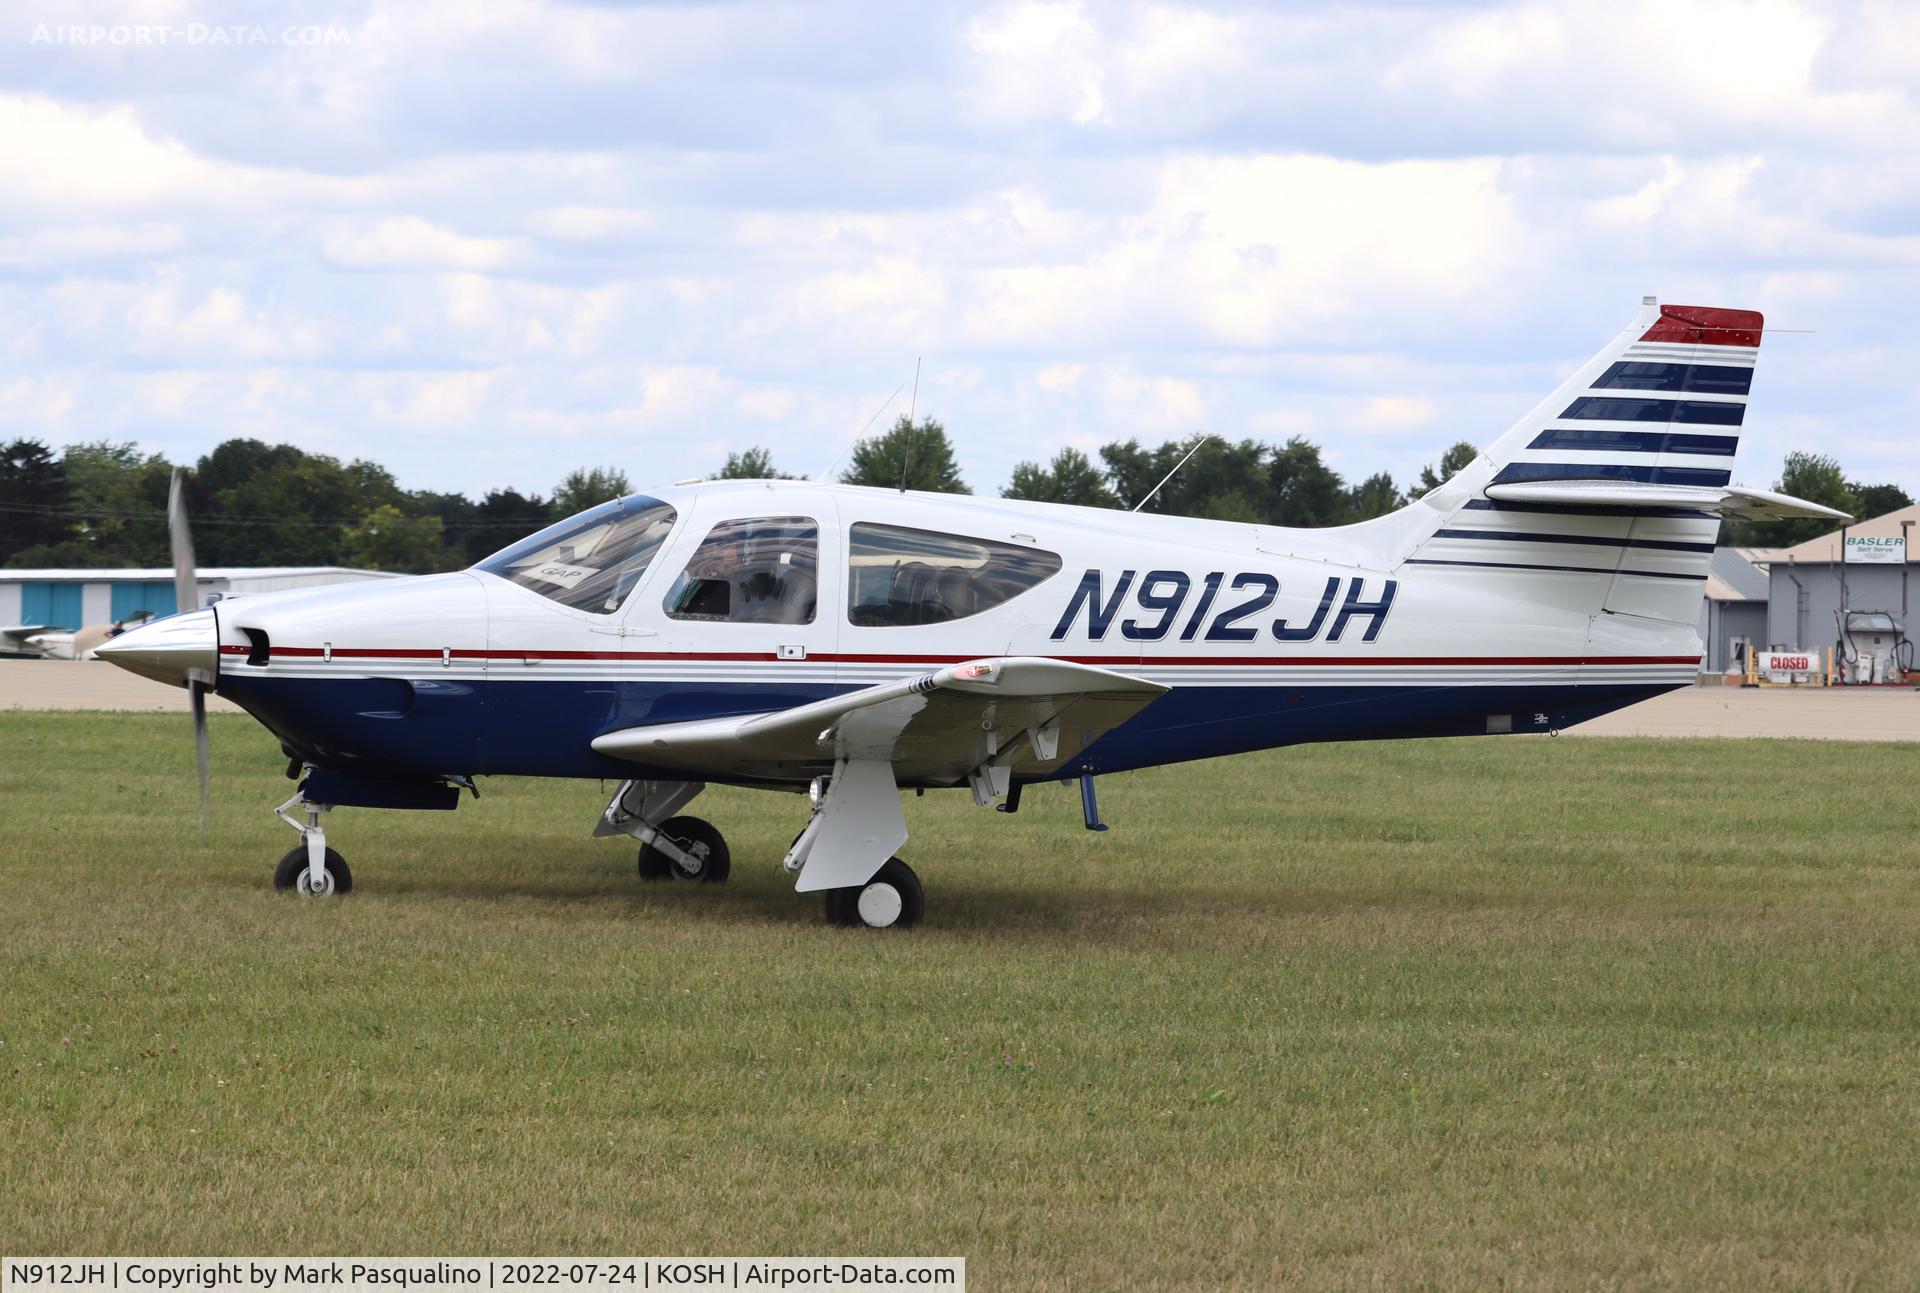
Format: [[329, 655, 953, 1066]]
[[476, 495, 678, 614]]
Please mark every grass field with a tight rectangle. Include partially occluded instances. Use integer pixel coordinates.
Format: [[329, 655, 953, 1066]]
[[3, 712, 1919, 1288]]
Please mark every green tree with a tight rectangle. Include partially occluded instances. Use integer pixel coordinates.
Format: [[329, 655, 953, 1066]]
[[715, 447, 801, 480], [411, 490, 481, 569], [840, 416, 969, 494], [1727, 451, 1859, 547], [9, 441, 176, 567], [1265, 436, 1353, 526], [1003, 447, 1118, 508], [459, 488, 551, 566], [1347, 471, 1404, 520], [1847, 481, 1913, 523], [0, 439, 73, 563], [1416, 441, 1479, 495], [198, 453, 361, 566], [551, 467, 633, 518], [343, 504, 447, 573], [1097, 436, 1352, 525], [69, 442, 174, 565]]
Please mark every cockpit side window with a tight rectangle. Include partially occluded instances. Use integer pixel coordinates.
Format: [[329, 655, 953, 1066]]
[[475, 496, 677, 615], [847, 524, 1062, 627], [664, 517, 819, 625]]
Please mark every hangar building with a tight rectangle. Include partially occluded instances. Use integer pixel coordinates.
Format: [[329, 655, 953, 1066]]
[[1698, 548, 1771, 674], [1696, 504, 1920, 673], [1756, 504, 1920, 653], [0, 566, 400, 630]]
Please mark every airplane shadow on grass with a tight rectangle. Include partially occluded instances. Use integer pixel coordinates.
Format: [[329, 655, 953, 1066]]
[[212, 850, 1490, 939]]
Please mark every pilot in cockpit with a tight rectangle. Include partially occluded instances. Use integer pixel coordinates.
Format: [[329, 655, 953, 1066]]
[[672, 521, 816, 624]]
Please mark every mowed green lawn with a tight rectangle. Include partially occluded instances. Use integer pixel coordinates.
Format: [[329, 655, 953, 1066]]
[[3, 713, 1919, 1289]]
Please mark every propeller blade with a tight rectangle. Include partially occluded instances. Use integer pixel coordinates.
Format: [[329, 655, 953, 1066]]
[[167, 467, 197, 619], [171, 466, 211, 827], [190, 678, 210, 829]]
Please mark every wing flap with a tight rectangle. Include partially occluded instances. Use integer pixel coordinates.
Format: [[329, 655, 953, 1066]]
[[1483, 480, 1851, 522], [591, 656, 1167, 783]]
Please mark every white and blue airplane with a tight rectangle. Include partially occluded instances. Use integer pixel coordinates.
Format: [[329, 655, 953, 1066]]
[[100, 298, 1845, 928]]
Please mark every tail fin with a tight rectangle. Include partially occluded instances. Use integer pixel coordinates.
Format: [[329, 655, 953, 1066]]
[[1407, 298, 1776, 623]]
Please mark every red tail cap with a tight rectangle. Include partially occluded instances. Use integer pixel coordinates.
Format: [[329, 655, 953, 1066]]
[[1640, 304, 1763, 348]]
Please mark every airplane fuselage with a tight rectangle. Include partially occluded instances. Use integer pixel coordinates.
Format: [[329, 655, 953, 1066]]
[[203, 482, 1701, 789]]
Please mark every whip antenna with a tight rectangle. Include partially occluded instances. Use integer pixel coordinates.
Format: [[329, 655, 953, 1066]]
[[819, 381, 906, 482], [1131, 433, 1215, 512], [898, 357, 921, 493]]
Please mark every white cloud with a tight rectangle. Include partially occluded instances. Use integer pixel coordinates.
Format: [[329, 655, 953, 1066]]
[[0, 94, 211, 209], [0, 221, 182, 266], [323, 215, 518, 271], [528, 206, 653, 241], [964, 2, 1107, 126], [965, 153, 1526, 349], [1036, 362, 1085, 391], [736, 388, 797, 420], [1352, 395, 1440, 434], [0, 0, 1916, 499]]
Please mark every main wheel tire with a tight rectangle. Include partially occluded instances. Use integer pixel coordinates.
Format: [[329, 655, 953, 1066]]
[[273, 846, 352, 895], [824, 857, 923, 929], [637, 816, 731, 883]]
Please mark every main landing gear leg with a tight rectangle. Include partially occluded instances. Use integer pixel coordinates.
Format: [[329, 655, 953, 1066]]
[[786, 760, 921, 929], [596, 779, 731, 883], [272, 788, 351, 895]]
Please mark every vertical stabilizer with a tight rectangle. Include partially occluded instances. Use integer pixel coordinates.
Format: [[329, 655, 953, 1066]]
[[1408, 298, 1761, 624]]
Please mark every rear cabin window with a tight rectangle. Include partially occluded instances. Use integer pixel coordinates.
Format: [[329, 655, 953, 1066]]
[[476, 496, 677, 614], [847, 524, 1062, 627], [664, 517, 819, 625]]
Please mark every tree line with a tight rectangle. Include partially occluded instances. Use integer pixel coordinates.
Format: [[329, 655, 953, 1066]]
[[2, 420, 1907, 572], [0, 438, 637, 572]]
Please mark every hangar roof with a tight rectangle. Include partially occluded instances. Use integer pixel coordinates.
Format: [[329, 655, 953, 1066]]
[[0, 566, 401, 581], [1705, 548, 1769, 602], [1764, 502, 1920, 565]]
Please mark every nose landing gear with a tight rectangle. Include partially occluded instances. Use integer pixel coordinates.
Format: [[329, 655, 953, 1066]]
[[273, 845, 352, 894], [272, 791, 349, 896]]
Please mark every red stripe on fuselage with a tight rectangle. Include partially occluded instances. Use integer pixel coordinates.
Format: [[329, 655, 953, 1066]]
[[220, 644, 1700, 667]]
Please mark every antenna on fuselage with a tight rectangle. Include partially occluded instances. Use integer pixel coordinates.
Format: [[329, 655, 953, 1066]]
[[1130, 432, 1215, 513], [818, 380, 907, 483], [898, 356, 921, 493]]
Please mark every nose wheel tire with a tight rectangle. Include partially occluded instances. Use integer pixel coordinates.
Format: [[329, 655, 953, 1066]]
[[273, 846, 352, 895], [637, 816, 731, 883], [825, 857, 923, 929]]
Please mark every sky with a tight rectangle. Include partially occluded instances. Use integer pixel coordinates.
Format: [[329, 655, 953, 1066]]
[[1, 0, 1917, 503]]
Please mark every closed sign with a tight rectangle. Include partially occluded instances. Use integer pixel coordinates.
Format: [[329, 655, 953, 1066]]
[[1760, 651, 1816, 674]]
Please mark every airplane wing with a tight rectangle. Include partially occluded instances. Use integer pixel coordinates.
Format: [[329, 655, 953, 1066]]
[[1, 625, 61, 656], [1483, 480, 1851, 522], [591, 656, 1168, 786]]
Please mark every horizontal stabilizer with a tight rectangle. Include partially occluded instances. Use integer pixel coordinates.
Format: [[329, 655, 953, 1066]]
[[1483, 480, 1851, 523]]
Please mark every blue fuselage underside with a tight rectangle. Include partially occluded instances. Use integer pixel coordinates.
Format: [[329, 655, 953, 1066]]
[[217, 675, 1675, 787]]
